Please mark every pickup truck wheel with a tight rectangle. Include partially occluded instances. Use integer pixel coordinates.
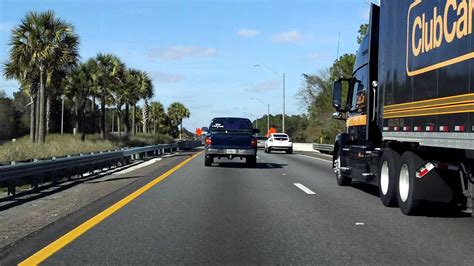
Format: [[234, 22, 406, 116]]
[[204, 156, 213, 167], [334, 147, 351, 186], [397, 151, 422, 215], [378, 148, 400, 207], [246, 156, 257, 168]]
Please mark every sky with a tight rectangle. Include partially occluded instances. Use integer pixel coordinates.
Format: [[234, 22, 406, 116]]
[[0, 0, 373, 131]]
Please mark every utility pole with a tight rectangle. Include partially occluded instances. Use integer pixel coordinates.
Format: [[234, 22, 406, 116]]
[[282, 73, 285, 133], [267, 104, 270, 134], [250, 97, 270, 134], [254, 64, 285, 132], [60, 95, 65, 135]]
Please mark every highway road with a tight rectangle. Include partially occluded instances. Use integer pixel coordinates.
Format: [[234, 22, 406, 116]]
[[2, 150, 473, 265]]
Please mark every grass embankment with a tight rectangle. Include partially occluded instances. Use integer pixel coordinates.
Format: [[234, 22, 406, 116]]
[[0, 133, 175, 163]]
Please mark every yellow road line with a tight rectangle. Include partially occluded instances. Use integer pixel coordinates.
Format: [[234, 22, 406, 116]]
[[19, 151, 203, 266]]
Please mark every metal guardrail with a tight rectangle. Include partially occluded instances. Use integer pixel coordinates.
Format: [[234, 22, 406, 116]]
[[0, 141, 202, 196], [313, 143, 334, 154]]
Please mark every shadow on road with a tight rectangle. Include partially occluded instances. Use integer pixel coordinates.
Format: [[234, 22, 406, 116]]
[[0, 165, 146, 212], [211, 162, 287, 169], [85, 175, 141, 184], [349, 181, 380, 197], [347, 181, 471, 218]]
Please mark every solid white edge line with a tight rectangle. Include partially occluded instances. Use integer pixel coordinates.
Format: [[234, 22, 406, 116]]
[[294, 183, 316, 195], [298, 154, 332, 164]]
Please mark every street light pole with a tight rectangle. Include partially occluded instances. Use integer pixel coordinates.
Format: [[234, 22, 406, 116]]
[[254, 64, 285, 132], [250, 97, 269, 134], [282, 73, 285, 133], [61, 95, 65, 135], [267, 103, 270, 134]]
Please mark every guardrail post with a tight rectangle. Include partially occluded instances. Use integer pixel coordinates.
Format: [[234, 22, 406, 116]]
[[32, 178, 39, 192], [7, 183, 15, 196]]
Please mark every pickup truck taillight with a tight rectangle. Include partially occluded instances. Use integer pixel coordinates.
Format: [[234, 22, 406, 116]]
[[250, 137, 257, 148], [205, 136, 212, 145]]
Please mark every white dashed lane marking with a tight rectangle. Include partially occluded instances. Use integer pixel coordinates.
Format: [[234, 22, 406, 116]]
[[293, 183, 316, 194]]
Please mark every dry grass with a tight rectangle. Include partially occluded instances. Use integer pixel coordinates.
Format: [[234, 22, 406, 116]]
[[0, 133, 176, 163]]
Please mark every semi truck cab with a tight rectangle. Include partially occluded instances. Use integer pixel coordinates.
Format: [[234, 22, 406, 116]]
[[332, 4, 381, 185], [331, 2, 473, 215]]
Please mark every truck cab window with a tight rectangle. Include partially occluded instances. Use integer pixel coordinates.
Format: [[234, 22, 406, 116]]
[[350, 69, 367, 113]]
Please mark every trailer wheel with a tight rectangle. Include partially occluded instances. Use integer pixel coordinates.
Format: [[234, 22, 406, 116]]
[[246, 156, 257, 168], [334, 146, 351, 186], [397, 151, 422, 215], [378, 148, 400, 207], [204, 156, 213, 167]]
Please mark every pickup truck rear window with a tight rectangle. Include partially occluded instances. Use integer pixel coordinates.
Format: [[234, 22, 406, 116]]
[[273, 134, 288, 138], [210, 118, 253, 132]]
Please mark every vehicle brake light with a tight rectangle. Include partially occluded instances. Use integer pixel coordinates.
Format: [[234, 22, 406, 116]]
[[250, 137, 257, 148], [205, 136, 212, 145]]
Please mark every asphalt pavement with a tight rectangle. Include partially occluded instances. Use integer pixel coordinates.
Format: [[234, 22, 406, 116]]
[[3, 150, 473, 265]]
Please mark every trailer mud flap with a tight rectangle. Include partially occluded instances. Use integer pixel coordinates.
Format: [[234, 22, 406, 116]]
[[414, 168, 463, 205]]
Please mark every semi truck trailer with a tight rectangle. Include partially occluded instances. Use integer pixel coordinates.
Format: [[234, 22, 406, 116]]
[[332, 0, 473, 215]]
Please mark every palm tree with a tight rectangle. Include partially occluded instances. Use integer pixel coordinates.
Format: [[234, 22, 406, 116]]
[[108, 60, 126, 137], [64, 60, 95, 141], [125, 70, 153, 136], [91, 53, 123, 139], [139, 71, 153, 134], [149, 101, 166, 134], [5, 10, 79, 143], [124, 69, 140, 136], [3, 61, 39, 142], [167, 102, 190, 140], [142, 99, 149, 133]]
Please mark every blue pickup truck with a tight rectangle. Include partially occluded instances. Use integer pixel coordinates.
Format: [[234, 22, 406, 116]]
[[203, 117, 259, 167]]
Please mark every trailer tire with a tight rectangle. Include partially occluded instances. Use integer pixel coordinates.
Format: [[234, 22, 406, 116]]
[[397, 151, 422, 215], [246, 156, 257, 168], [378, 148, 400, 207], [334, 146, 351, 186], [204, 156, 213, 166]]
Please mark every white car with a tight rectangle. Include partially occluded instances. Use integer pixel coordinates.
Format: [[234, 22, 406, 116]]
[[264, 133, 293, 154]]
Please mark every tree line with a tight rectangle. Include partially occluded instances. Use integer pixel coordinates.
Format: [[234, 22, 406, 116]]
[[295, 24, 368, 143], [2, 10, 190, 143], [250, 24, 367, 143]]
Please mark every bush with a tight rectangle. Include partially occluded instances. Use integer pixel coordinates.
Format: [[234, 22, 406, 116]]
[[0, 134, 118, 163], [0, 133, 176, 163]]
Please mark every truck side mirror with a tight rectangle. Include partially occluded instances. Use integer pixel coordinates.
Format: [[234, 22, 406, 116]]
[[332, 81, 343, 110], [201, 127, 209, 131], [252, 128, 260, 134], [332, 112, 345, 121]]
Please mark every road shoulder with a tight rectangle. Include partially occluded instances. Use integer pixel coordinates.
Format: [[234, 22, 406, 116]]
[[0, 151, 197, 264]]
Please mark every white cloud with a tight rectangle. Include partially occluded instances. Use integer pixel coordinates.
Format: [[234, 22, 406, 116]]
[[271, 30, 302, 44], [148, 45, 217, 60], [150, 72, 185, 83], [246, 79, 280, 93], [309, 53, 321, 60], [237, 28, 259, 38]]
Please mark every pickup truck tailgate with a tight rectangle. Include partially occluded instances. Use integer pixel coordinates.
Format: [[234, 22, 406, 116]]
[[210, 132, 252, 148]]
